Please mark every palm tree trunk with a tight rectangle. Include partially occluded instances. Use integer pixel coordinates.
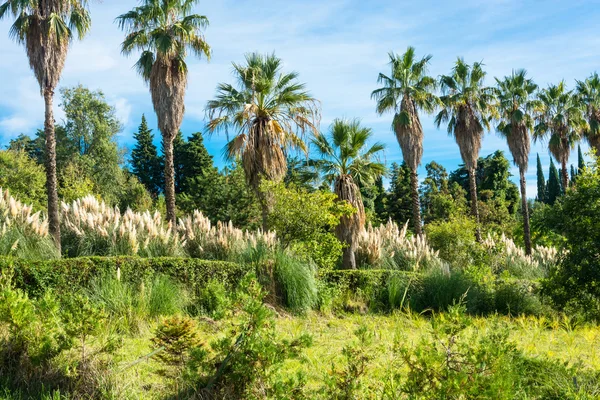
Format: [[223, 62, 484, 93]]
[[44, 88, 61, 255], [468, 168, 482, 242], [409, 169, 422, 235], [561, 159, 569, 193], [163, 136, 177, 224], [520, 169, 532, 255], [342, 245, 357, 270]]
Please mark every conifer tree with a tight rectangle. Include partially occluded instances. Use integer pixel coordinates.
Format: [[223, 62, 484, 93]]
[[578, 145, 585, 173], [178, 132, 218, 195], [131, 115, 162, 197], [570, 165, 577, 185], [547, 158, 561, 205], [536, 154, 546, 203]]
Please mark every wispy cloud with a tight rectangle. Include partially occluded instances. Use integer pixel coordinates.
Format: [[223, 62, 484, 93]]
[[0, 0, 597, 197]]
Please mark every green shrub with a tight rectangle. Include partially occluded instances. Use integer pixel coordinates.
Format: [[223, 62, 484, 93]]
[[1, 257, 244, 298], [494, 280, 543, 316], [425, 215, 480, 268], [87, 273, 146, 334], [186, 276, 312, 398], [196, 279, 231, 319], [393, 303, 524, 399], [411, 271, 493, 314], [322, 324, 374, 399]]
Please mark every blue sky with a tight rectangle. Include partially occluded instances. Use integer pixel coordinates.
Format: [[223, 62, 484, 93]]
[[1, 0, 599, 198]]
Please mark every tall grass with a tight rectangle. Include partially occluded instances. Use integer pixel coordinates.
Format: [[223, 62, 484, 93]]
[[178, 210, 277, 261], [482, 233, 559, 279], [356, 220, 443, 272], [0, 188, 58, 259], [61, 196, 185, 257], [87, 272, 189, 334]]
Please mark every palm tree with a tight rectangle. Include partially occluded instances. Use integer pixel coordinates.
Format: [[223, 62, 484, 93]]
[[576, 73, 600, 155], [494, 70, 537, 255], [0, 0, 91, 253], [371, 47, 438, 235], [206, 52, 320, 230], [534, 82, 586, 190], [311, 119, 385, 269], [117, 0, 211, 224], [435, 59, 496, 242]]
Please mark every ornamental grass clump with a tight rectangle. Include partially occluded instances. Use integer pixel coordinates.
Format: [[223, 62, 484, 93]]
[[0, 188, 58, 259], [61, 195, 184, 257], [356, 220, 442, 271], [177, 210, 277, 261], [482, 233, 559, 279]]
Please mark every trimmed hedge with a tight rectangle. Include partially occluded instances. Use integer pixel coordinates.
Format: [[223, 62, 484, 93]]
[[0, 257, 546, 316], [0, 257, 246, 297]]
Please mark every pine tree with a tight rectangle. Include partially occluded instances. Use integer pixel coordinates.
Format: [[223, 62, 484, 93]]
[[536, 154, 546, 203], [578, 145, 585, 173], [385, 162, 413, 228], [547, 158, 561, 205], [131, 115, 162, 197], [179, 132, 218, 194]]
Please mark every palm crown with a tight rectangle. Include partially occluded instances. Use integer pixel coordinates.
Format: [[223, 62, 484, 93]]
[[435, 59, 496, 170], [0, 0, 91, 90], [311, 119, 386, 187], [117, 0, 210, 82], [494, 69, 538, 170], [206, 52, 320, 188], [534, 81, 585, 166], [371, 47, 437, 170], [372, 47, 438, 119], [576, 72, 600, 153]]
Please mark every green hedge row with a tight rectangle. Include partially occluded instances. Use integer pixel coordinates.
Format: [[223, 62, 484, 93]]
[[320, 269, 545, 316], [0, 257, 545, 316], [0, 257, 246, 297]]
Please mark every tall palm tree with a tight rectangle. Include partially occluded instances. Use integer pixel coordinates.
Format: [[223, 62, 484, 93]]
[[206, 52, 320, 230], [435, 59, 496, 242], [311, 119, 385, 269], [0, 0, 91, 253], [576, 72, 600, 155], [371, 47, 438, 235], [117, 0, 210, 224], [534, 82, 586, 190], [494, 70, 537, 255]]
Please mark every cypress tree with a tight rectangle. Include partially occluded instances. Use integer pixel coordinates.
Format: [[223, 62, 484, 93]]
[[179, 132, 218, 194], [578, 145, 585, 173], [547, 158, 561, 205], [536, 154, 546, 203], [570, 165, 577, 185], [131, 115, 161, 197]]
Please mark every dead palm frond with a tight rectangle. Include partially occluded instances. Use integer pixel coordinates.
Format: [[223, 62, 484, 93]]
[[206, 53, 320, 230]]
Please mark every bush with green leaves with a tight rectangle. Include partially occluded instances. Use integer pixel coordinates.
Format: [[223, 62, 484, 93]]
[[265, 182, 352, 270], [394, 303, 526, 399], [542, 156, 600, 321], [0, 150, 46, 210], [186, 276, 313, 398], [322, 324, 375, 399]]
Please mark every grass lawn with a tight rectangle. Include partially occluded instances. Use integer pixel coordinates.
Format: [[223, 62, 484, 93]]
[[111, 312, 600, 399]]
